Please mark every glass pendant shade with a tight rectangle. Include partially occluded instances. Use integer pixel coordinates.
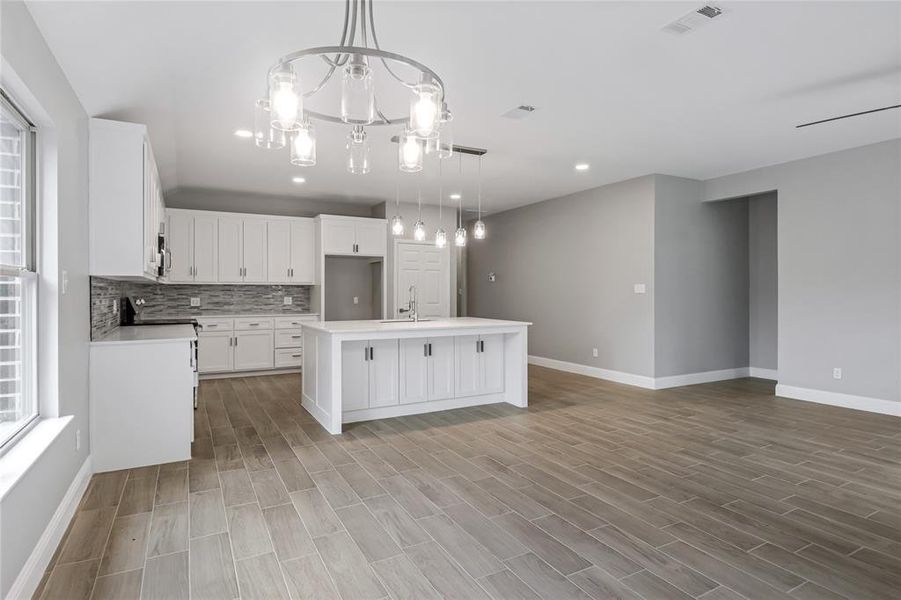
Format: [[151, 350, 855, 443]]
[[341, 56, 375, 125], [437, 104, 453, 158], [435, 228, 447, 248], [290, 123, 317, 166], [454, 226, 467, 247], [398, 129, 423, 172], [253, 99, 286, 150], [410, 80, 440, 138], [473, 219, 486, 240], [413, 220, 426, 241], [346, 127, 371, 174], [269, 66, 302, 131], [391, 215, 405, 236]]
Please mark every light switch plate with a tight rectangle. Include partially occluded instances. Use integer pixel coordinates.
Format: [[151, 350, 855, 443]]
[[833, 367, 842, 380], [633, 283, 647, 294], [283, 296, 293, 305], [190, 297, 201, 307], [592, 348, 599, 358], [353, 296, 359, 305]]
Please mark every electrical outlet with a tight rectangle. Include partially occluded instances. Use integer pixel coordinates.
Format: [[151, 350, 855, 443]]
[[76, 429, 81, 451], [633, 283, 647, 294], [190, 297, 201, 307], [592, 348, 599, 358], [283, 296, 293, 305], [833, 367, 842, 380], [353, 296, 359, 305], [488, 272, 496, 282]]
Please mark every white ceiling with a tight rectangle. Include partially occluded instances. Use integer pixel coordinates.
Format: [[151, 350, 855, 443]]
[[27, 1, 901, 213]]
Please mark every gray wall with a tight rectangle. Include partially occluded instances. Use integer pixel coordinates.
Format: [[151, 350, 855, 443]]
[[0, 2, 90, 595], [706, 140, 900, 402], [748, 192, 778, 371], [324, 256, 380, 320], [654, 176, 750, 377], [166, 186, 374, 218], [468, 176, 657, 376]]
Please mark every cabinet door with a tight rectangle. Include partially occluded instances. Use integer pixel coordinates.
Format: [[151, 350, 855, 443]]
[[233, 331, 274, 371], [217, 217, 244, 283], [290, 219, 316, 283], [166, 212, 194, 282], [479, 334, 505, 394], [368, 339, 399, 408], [242, 219, 268, 283], [428, 336, 456, 401], [455, 335, 481, 398], [399, 338, 428, 405], [267, 221, 291, 283], [193, 214, 218, 283], [198, 332, 233, 373], [342, 340, 370, 412], [321, 219, 356, 255], [354, 221, 387, 256]]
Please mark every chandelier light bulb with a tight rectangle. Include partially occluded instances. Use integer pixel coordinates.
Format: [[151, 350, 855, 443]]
[[435, 228, 447, 248], [346, 126, 371, 174], [410, 80, 440, 138], [454, 227, 467, 247], [399, 129, 423, 172], [391, 215, 405, 236], [473, 219, 486, 240], [290, 123, 317, 166], [269, 67, 301, 131], [341, 55, 375, 125], [413, 220, 426, 241]]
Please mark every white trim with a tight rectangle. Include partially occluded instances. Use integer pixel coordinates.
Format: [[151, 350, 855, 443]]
[[5, 456, 92, 600], [749, 367, 778, 380], [775, 384, 901, 417], [528, 355, 656, 389], [653, 368, 751, 390], [200, 368, 300, 380], [342, 393, 508, 424]]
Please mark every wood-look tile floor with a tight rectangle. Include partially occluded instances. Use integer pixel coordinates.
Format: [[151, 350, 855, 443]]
[[36, 367, 901, 600]]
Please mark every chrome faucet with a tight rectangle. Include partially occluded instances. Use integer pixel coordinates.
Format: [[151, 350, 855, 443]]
[[398, 284, 418, 322]]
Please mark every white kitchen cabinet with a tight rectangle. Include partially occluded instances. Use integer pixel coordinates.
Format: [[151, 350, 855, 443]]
[[268, 218, 316, 284], [368, 340, 399, 408], [242, 219, 268, 282], [193, 214, 218, 282], [319, 216, 387, 256], [198, 331, 233, 373], [455, 334, 505, 397], [234, 331, 274, 370], [267, 221, 292, 283], [480, 334, 506, 394], [341, 339, 398, 411], [428, 336, 456, 400], [166, 211, 218, 283], [355, 220, 388, 256], [342, 341, 370, 412], [321, 219, 358, 255], [218, 217, 244, 283], [399, 336, 455, 405]]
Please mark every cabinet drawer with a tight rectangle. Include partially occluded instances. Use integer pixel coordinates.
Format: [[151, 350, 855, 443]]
[[275, 329, 304, 348], [234, 317, 274, 331], [274, 315, 318, 329], [197, 317, 233, 332], [275, 348, 303, 368]]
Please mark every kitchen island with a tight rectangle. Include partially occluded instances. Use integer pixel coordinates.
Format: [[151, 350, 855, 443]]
[[301, 318, 531, 434]]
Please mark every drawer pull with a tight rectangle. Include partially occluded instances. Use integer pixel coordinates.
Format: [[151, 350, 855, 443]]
[[291, 335, 301, 339], [291, 354, 301, 358], [207, 324, 217, 328], [249, 323, 260, 326]]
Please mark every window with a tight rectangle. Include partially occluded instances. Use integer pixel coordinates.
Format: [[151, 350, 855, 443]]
[[0, 90, 37, 450]]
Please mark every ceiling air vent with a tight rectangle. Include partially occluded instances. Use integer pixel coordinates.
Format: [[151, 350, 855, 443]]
[[662, 4, 724, 35], [501, 105, 537, 120]]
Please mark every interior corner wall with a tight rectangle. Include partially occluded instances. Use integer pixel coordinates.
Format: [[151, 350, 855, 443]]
[[705, 140, 901, 404], [748, 192, 778, 371], [467, 176, 656, 377], [653, 175, 750, 377], [165, 187, 375, 218], [0, 1, 91, 596]]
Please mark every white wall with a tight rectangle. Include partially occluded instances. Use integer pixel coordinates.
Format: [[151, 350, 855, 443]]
[[0, 1, 91, 596], [706, 140, 900, 404]]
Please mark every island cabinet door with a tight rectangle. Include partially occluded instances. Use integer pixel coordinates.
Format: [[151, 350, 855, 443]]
[[455, 335, 482, 398], [369, 339, 399, 408], [399, 338, 429, 404], [427, 336, 455, 401], [479, 334, 506, 394], [342, 341, 370, 411]]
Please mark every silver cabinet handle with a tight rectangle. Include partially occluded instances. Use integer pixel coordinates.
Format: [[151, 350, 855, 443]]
[[291, 353, 301, 358], [207, 324, 217, 328], [424, 343, 428, 357], [369, 346, 374, 360], [234, 336, 238, 347], [249, 323, 259, 326], [290, 335, 301, 339], [364, 346, 369, 361]]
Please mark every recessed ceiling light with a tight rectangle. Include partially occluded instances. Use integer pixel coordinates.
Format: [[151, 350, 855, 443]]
[[574, 163, 590, 172], [449, 193, 461, 200], [234, 129, 253, 138], [292, 176, 306, 184]]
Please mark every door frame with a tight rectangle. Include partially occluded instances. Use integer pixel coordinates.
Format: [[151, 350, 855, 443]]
[[392, 239, 451, 318]]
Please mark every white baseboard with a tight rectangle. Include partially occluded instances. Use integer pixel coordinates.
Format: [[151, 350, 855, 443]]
[[342, 393, 508, 424], [200, 368, 300, 380], [528, 356, 656, 389], [775, 384, 901, 417], [653, 367, 751, 390], [6, 456, 93, 600], [749, 367, 779, 380]]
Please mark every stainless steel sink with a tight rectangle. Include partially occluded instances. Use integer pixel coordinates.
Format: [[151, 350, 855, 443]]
[[379, 319, 432, 323]]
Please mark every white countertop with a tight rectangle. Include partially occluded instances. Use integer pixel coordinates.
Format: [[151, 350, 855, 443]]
[[302, 317, 531, 335], [150, 313, 319, 321], [91, 324, 198, 345]]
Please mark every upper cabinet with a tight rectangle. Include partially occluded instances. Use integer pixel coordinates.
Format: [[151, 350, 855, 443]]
[[165, 210, 218, 283], [319, 215, 387, 256], [268, 219, 316, 284], [218, 217, 267, 283], [89, 118, 163, 280]]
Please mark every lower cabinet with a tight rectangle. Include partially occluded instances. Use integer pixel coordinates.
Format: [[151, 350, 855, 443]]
[[399, 337, 455, 404], [455, 334, 505, 398], [198, 331, 234, 373], [197, 314, 315, 374], [234, 331, 274, 371], [342, 339, 399, 412]]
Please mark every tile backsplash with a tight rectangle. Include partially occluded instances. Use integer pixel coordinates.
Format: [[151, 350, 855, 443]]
[[91, 277, 313, 340]]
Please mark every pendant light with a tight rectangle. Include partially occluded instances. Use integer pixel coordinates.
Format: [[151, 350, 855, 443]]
[[269, 64, 302, 131], [346, 125, 371, 174], [253, 99, 286, 150], [454, 154, 467, 246], [398, 127, 423, 172], [435, 158, 447, 248], [390, 176, 404, 236], [289, 121, 317, 166], [413, 182, 426, 241], [341, 54, 375, 125], [473, 155, 486, 239]]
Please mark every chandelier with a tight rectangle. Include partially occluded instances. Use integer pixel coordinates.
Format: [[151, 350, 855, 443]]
[[252, 0, 452, 173]]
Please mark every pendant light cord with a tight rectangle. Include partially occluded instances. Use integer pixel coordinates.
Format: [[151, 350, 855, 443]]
[[458, 154, 464, 228], [477, 155, 482, 220], [438, 159, 443, 222]]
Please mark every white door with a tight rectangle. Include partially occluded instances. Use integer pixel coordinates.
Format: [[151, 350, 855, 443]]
[[267, 221, 291, 283], [198, 332, 233, 373], [395, 241, 450, 318], [368, 339, 399, 408], [234, 331, 274, 370], [167, 212, 194, 282], [321, 219, 356, 255], [399, 338, 429, 405], [428, 336, 456, 401], [242, 219, 268, 283], [479, 334, 505, 394], [455, 335, 481, 398], [218, 217, 243, 283], [355, 221, 387, 256], [342, 340, 370, 412], [290, 219, 316, 283], [193, 214, 218, 283]]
